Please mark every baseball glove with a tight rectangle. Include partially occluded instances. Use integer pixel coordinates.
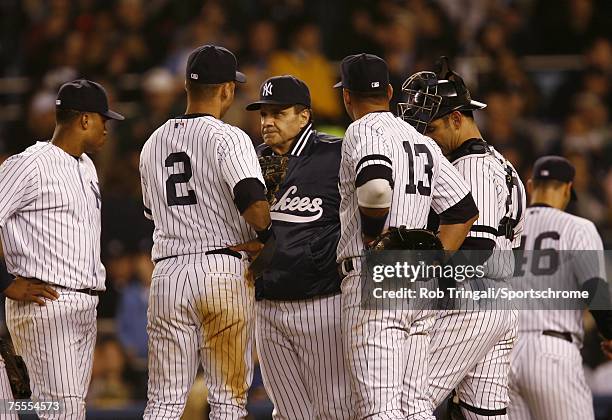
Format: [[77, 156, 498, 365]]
[[369, 226, 443, 251], [0, 338, 32, 399], [258, 155, 290, 204]]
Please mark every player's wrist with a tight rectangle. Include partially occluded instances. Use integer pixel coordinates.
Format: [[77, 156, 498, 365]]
[[256, 223, 273, 244]]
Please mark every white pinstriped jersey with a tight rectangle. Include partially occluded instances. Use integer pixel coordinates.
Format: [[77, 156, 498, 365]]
[[0, 141, 105, 290], [337, 112, 471, 262], [139, 115, 265, 262], [517, 206, 605, 343], [453, 145, 525, 250]]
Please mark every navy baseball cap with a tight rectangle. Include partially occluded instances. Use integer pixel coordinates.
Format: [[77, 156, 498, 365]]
[[56, 79, 124, 120], [186, 45, 246, 84], [532, 155, 577, 200], [333, 53, 389, 93], [246, 75, 311, 110]]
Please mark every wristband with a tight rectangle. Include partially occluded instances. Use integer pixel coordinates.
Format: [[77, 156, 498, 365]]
[[359, 209, 388, 238], [256, 223, 273, 244]]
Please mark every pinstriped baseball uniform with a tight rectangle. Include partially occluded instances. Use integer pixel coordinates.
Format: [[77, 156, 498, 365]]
[[508, 206, 605, 420], [427, 141, 525, 419], [140, 114, 264, 419], [338, 112, 472, 419], [0, 141, 103, 419], [0, 356, 18, 419]]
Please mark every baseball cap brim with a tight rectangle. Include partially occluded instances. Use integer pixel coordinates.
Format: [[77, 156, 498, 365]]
[[235, 71, 246, 83], [333, 81, 343, 89], [467, 99, 487, 110], [245, 100, 299, 111], [102, 109, 125, 120]]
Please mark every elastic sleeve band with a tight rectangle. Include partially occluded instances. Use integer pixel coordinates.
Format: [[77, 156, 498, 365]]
[[233, 178, 266, 214]]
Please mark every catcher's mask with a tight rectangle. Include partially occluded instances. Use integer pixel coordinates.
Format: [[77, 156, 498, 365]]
[[397, 57, 486, 134]]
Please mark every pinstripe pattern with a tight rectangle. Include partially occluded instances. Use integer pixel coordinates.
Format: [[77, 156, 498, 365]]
[[0, 141, 105, 419], [508, 207, 604, 420], [337, 113, 471, 263], [338, 113, 472, 419], [256, 294, 355, 419], [0, 142, 105, 290], [0, 356, 18, 419], [139, 115, 264, 262], [341, 274, 435, 420], [453, 149, 525, 249], [428, 144, 525, 419], [5, 291, 98, 419], [140, 114, 262, 419], [508, 333, 594, 420], [144, 255, 253, 419], [516, 207, 604, 343]]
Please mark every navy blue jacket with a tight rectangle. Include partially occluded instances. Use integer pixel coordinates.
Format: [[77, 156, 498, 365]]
[[256, 123, 342, 301]]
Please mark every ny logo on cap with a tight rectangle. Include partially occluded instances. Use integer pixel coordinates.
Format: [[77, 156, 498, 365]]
[[371, 82, 380, 88], [190, 73, 199, 80], [540, 170, 549, 176], [262, 82, 273, 96]]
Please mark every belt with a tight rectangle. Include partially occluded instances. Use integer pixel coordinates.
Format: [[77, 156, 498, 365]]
[[337, 259, 355, 278], [154, 248, 242, 263], [542, 330, 572, 343], [50, 284, 101, 296]]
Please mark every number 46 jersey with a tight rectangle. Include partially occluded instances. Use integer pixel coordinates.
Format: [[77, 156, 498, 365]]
[[139, 114, 264, 262], [337, 112, 472, 261]]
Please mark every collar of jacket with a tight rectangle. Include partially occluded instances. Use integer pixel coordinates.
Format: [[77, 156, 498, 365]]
[[287, 122, 314, 157]]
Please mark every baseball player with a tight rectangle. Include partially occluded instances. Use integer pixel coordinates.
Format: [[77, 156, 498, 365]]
[[1, 258, 60, 418], [245, 75, 354, 419], [507, 156, 612, 420], [139, 45, 270, 419], [335, 53, 479, 419], [400, 59, 526, 419], [0, 79, 124, 419]]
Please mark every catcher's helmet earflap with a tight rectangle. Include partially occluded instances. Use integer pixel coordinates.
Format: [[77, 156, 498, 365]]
[[398, 57, 487, 134]]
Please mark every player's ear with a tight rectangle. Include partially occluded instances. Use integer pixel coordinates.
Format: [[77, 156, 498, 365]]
[[450, 111, 462, 129], [298, 107, 310, 128], [342, 89, 350, 105], [386, 84, 393, 101], [80, 113, 89, 130], [526, 179, 533, 195]]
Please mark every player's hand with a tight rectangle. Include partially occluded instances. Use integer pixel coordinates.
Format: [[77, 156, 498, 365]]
[[601, 339, 612, 360], [230, 240, 264, 260], [3, 277, 60, 306]]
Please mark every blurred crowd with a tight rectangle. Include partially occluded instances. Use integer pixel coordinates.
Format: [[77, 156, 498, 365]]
[[1, 0, 612, 417]]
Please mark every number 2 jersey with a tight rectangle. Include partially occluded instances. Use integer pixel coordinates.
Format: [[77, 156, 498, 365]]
[[139, 114, 265, 262], [337, 111, 474, 262]]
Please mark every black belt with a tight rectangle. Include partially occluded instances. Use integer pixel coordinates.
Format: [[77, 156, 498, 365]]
[[337, 259, 355, 279], [542, 330, 572, 343], [51, 284, 101, 296], [154, 248, 242, 263]]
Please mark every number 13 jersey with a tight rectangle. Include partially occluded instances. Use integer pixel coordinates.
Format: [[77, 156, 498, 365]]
[[337, 112, 472, 262], [139, 114, 264, 262]]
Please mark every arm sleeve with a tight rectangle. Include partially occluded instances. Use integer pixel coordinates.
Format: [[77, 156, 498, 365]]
[[139, 153, 153, 220], [430, 147, 471, 215], [0, 155, 40, 228], [218, 128, 266, 193], [347, 122, 394, 187], [454, 158, 503, 241], [571, 221, 606, 286]]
